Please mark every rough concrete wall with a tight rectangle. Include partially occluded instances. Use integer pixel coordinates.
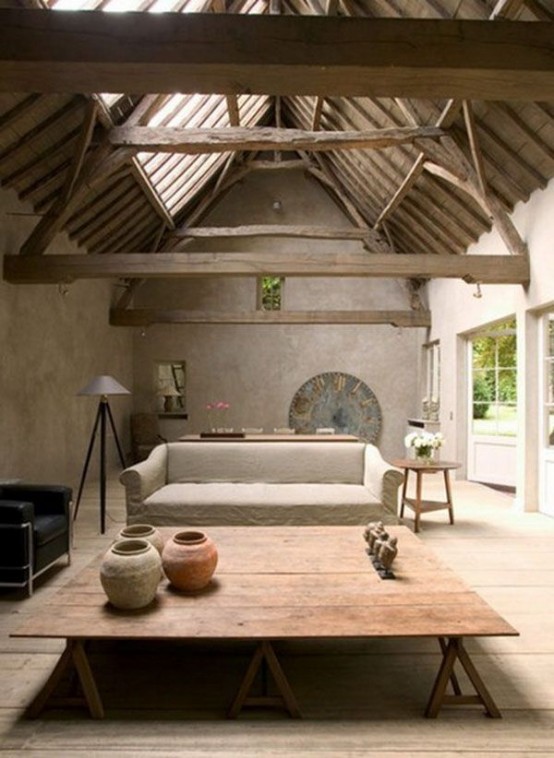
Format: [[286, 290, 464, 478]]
[[0, 187, 133, 488], [134, 169, 424, 460]]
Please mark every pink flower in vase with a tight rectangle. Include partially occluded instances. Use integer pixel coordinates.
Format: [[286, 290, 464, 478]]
[[206, 401, 231, 432]]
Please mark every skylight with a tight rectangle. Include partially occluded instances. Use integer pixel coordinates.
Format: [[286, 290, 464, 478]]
[[44, 0, 272, 220]]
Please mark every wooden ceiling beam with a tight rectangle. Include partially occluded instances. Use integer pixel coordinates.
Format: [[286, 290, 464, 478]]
[[211, 0, 241, 125], [311, 0, 338, 129], [248, 159, 309, 171], [0, 93, 41, 130], [19, 144, 133, 256], [172, 224, 374, 242], [3, 251, 530, 285], [108, 125, 444, 154], [3, 126, 81, 188], [372, 99, 463, 230], [430, 133, 528, 257], [109, 307, 431, 327], [462, 100, 488, 197], [2, 12, 552, 100], [0, 98, 83, 168], [55, 99, 98, 210]]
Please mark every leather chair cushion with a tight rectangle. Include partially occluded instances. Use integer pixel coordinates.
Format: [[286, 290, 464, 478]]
[[34, 514, 67, 546]]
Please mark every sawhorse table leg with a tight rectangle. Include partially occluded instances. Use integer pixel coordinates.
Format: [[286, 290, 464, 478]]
[[228, 640, 301, 719], [425, 637, 501, 719], [26, 639, 104, 719]]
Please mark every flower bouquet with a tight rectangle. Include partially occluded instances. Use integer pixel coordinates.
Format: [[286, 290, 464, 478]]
[[404, 430, 444, 463], [205, 401, 230, 432]]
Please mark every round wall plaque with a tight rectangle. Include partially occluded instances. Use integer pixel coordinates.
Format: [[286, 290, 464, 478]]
[[288, 372, 382, 442]]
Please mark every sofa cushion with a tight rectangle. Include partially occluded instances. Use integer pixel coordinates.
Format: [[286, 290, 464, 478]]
[[166, 441, 365, 485], [135, 482, 385, 526]]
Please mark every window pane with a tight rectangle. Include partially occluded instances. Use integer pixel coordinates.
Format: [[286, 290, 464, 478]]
[[497, 334, 517, 366], [473, 402, 497, 434], [497, 404, 517, 436], [498, 369, 517, 402], [472, 337, 495, 368], [473, 369, 495, 398], [261, 276, 282, 311], [548, 315, 554, 357]]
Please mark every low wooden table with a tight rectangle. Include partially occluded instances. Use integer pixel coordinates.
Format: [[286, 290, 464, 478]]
[[12, 526, 517, 720], [392, 459, 462, 533]]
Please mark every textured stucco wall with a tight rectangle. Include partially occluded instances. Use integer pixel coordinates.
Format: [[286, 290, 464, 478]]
[[0, 187, 133, 488], [134, 169, 425, 460]]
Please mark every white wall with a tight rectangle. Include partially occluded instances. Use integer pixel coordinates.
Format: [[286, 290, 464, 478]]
[[0, 187, 133, 488], [426, 179, 554, 508]]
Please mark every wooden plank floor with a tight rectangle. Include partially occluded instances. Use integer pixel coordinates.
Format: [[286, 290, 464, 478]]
[[1, 473, 554, 756]]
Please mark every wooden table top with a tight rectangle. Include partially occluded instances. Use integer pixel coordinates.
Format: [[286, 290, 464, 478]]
[[392, 459, 462, 472], [13, 526, 517, 643]]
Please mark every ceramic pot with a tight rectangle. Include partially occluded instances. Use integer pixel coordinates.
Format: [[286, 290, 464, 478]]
[[100, 538, 162, 610], [162, 530, 218, 592], [117, 524, 164, 554]]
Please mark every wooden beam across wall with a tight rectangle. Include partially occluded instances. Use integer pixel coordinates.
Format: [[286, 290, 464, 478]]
[[109, 308, 431, 327], [1, 12, 552, 100], [172, 225, 374, 241], [3, 252, 530, 285], [108, 126, 445, 154]]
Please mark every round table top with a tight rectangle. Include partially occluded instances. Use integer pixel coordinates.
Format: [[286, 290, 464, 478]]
[[391, 458, 461, 472]]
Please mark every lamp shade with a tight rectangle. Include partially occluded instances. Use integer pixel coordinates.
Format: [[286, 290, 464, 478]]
[[77, 375, 131, 396], [157, 385, 181, 397]]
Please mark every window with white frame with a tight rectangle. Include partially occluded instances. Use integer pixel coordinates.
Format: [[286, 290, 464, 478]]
[[422, 341, 440, 419], [471, 319, 517, 437]]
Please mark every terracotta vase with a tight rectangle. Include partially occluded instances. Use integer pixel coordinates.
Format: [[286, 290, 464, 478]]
[[162, 530, 218, 592], [117, 524, 164, 554], [100, 538, 162, 610]]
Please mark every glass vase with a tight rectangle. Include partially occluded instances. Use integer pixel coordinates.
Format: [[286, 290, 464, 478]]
[[415, 446, 434, 464]]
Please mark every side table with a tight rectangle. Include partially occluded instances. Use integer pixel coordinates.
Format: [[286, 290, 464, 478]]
[[391, 459, 461, 533]]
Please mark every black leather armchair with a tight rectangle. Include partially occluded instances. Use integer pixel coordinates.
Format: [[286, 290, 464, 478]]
[[0, 484, 72, 596]]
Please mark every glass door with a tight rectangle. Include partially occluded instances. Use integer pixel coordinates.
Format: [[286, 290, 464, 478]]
[[468, 319, 517, 487]]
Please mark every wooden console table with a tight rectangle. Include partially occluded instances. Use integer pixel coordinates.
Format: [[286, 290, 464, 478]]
[[178, 434, 360, 442], [392, 459, 462, 533]]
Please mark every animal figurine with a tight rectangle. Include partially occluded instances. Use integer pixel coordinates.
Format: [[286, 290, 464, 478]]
[[364, 521, 386, 555], [379, 536, 398, 570]]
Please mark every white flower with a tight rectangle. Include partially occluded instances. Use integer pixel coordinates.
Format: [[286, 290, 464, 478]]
[[405, 431, 444, 449]]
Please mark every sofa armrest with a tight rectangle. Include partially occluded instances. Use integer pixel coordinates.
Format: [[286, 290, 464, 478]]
[[119, 443, 168, 511], [363, 444, 404, 520]]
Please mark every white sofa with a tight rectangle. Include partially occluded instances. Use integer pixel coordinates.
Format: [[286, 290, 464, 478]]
[[119, 441, 404, 527]]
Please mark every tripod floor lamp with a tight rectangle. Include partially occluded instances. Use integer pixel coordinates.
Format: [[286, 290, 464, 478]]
[[74, 375, 130, 534]]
